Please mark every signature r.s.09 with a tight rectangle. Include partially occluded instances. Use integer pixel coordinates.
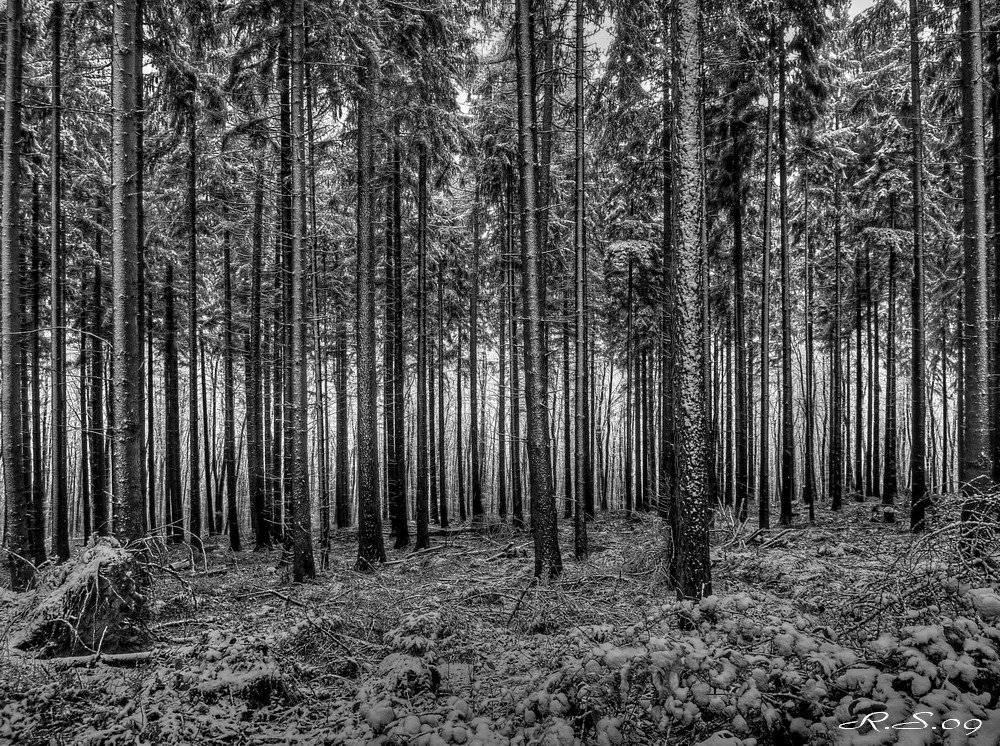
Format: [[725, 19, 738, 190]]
[[839, 710, 982, 734]]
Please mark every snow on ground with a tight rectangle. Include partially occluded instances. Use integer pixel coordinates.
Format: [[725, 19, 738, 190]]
[[2, 502, 999, 745]]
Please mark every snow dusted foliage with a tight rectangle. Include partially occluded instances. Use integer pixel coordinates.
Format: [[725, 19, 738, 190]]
[[8, 540, 149, 656]]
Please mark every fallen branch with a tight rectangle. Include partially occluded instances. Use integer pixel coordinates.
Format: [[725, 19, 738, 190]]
[[41, 650, 158, 669]]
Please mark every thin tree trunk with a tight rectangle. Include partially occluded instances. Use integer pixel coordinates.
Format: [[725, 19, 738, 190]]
[[759, 87, 774, 529], [883, 196, 898, 514], [830, 148, 844, 512], [803, 161, 816, 519], [50, 0, 69, 561], [164, 264, 182, 544], [355, 49, 385, 568], [289, 0, 315, 579], [909, 0, 928, 530], [470, 187, 484, 522], [574, 0, 588, 560], [187, 99, 202, 551], [416, 145, 431, 547], [438, 263, 448, 528]]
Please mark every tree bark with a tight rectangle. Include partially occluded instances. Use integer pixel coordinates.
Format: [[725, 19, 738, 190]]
[[187, 97, 202, 551], [289, 0, 315, 580], [958, 0, 993, 539], [759, 88, 774, 529], [164, 264, 183, 544], [669, 0, 712, 598], [470, 187, 484, 522], [416, 145, 431, 547], [50, 0, 69, 562], [573, 0, 588, 561], [514, 0, 561, 578], [355, 50, 386, 569], [909, 0, 928, 531]]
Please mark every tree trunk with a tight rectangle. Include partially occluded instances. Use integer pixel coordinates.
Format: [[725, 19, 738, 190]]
[[438, 262, 449, 528], [355, 49, 385, 568], [669, 0, 712, 598], [802, 162, 816, 519], [111, 0, 144, 543], [732, 138, 749, 523], [223, 218, 241, 552], [958, 0, 993, 540], [574, 0, 589, 560], [248, 164, 267, 549], [830, 156, 844, 512], [909, 0, 928, 531], [563, 292, 573, 520], [470, 188, 484, 522], [514, 0, 561, 577], [50, 0, 69, 562], [187, 97, 202, 551], [416, 145, 431, 548], [625, 257, 634, 516], [777, 36, 794, 526], [883, 196, 898, 514], [759, 88, 774, 529], [164, 264, 183, 544], [289, 0, 315, 579]]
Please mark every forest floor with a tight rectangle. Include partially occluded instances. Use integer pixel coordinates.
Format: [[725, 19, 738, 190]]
[[2, 500, 1000, 745]]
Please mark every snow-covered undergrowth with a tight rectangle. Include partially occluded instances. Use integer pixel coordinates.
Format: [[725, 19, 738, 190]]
[[7, 539, 149, 656], [2, 509, 999, 745]]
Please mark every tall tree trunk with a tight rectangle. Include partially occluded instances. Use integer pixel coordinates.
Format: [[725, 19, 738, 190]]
[[164, 264, 183, 544], [802, 162, 816, 518], [90, 240, 109, 538], [866, 245, 875, 497], [778, 38, 793, 525], [223, 219, 241, 551], [669, 0, 711, 597], [135, 0, 146, 532], [830, 156, 844, 512], [392, 134, 408, 544], [50, 0, 69, 562], [854, 249, 864, 501], [80, 303, 92, 543], [458, 332, 467, 521], [416, 145, 431, 547], [732, 140, 749, 523], [759, 88, 774, 529], [470, 188, 484, 522], [883, 197, 898, 513], [563, 292, 573, 520], [942, 322, 950, 492], [438, 263, 449, 528], [573, 0, 589, 560], [25, 183, 44, 566], [187, 98, 202, 551], [289, 0, 314, 579], [958, 0, 993, 539], [909, 0, 928, 530], [992, 31, 1000, 490], [248, 165, 267, 549], [625, 258, 633, 516], [146, 290, 155, 535], [110, 0, 144, 544], [509, 242, 525, 527], [201, 336, 216, 535], [498, 245, 507, 521], [355, 49, 385, 568], [514, 0, 561, 577]]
